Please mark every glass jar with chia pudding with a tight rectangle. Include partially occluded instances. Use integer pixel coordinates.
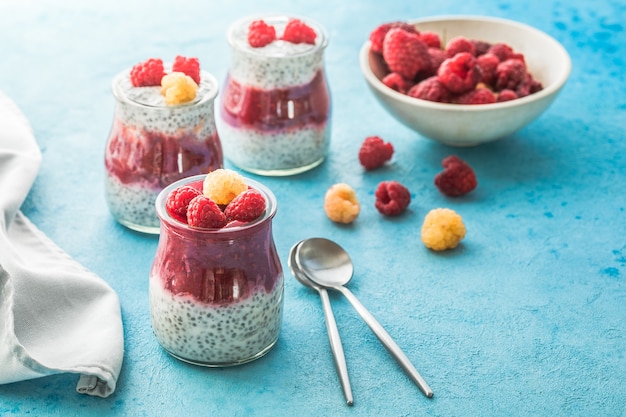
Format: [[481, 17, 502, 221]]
[[104, 67, 223, 234], [220, 15, 331, 176], [150, 174, 283, 366]]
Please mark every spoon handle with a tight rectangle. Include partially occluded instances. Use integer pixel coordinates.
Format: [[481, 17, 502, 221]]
[[317, 287, 354, 406], [337, 286, 434, 398]]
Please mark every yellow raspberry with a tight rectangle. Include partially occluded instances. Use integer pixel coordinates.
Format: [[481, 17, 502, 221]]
[[421, 208, 466, 251], [324, 183, 360, 224], [203, 168, 248, 205], [161, 71, 198, 105]]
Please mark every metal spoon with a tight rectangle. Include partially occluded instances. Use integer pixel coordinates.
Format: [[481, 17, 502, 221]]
[[288, 242, 354, 406], [295, 237, 434, 398]]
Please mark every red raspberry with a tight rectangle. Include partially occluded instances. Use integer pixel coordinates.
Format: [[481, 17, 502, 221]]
[[445, 36, 475, 58], [381, 72, 412, 93], [172, 55, 201, 84], [495, 59, 527, 91], [165, 185, 201, 223], [427, 48, 447, 76], [476, 53, 500, 86], [434, 155, 477, 197], [382, 28, 430, 80], [515, 74, 543, 97], [281, 18, 316, 44], [454, 88, 496, 105], [187, 195, 227, 229], [374, 181, 411, 216], [224, 189, 267, 222], [437, 52, 482, 94], [497, 89, 518, 102], [369, 22, 419, 54], [471, 39, 492, 56], [419, 31, 441, 49], [358, 136, 394, 170], [407, 76, 452, 103], [487, 43, 515, 62], [248, 19, 277, 48], [129, 58, 165, 87]]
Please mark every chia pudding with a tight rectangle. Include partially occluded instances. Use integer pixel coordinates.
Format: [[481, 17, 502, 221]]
[[104, 69, 223, 234], [149, 176, 283, 366], [219, 15, 331, 176]]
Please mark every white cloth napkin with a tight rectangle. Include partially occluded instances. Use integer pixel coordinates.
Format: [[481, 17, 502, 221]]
[[0, 91, 124, 397]]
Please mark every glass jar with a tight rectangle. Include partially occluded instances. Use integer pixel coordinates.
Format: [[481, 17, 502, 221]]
[[149, 174, 283, 366], [104, 69, 223, 234], [220, 15, 331, 176]]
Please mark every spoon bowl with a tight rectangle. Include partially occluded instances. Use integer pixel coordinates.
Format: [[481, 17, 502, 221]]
[[297, 237, 354, 288]]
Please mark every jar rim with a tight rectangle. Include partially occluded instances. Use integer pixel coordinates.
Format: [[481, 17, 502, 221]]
[[111, 68, 219, 109], [227, 14, 329, 58], [155, 174, 278, 234]]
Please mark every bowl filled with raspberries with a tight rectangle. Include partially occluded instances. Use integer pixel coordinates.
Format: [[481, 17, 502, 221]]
[[359, 15, 571, 146]]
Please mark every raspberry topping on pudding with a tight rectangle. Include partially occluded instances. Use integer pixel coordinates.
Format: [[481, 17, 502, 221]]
[[130, 58, 165, 87], [247, 19, 277, 47]]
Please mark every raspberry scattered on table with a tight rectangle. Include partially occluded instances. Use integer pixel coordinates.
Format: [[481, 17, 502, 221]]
[[421, 208, 466, 251], [358, 136, 394, 170], [248, 19, 277, 47], [324, 183, 360, 224], [434, 155, 478, 197], [203, 169, 248, 205], [130, 58, 165, 87], [374, 181, 411, 216]]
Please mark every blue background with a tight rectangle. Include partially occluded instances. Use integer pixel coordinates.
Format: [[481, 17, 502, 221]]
[[1, 0, 625, 416]]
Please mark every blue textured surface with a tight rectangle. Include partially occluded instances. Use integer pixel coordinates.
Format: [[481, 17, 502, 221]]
[[1, 0, 625, 416]]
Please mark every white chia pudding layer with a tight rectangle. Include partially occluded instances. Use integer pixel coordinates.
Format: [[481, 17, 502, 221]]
[[112, 69, 219, 136], [104, 173, 161, 231], [220, 122, 329, 173], [226, 16, 328, 89], [150, 277, 284, 365]]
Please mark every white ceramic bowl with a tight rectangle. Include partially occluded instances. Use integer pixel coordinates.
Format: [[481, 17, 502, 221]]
[[359, 15, 572, 146]]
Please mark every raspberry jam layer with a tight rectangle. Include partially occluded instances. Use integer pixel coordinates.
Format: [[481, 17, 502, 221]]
[[220, 70, 330, 132], [105, 122, 222, 189], [152, 176, 282, 305]]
